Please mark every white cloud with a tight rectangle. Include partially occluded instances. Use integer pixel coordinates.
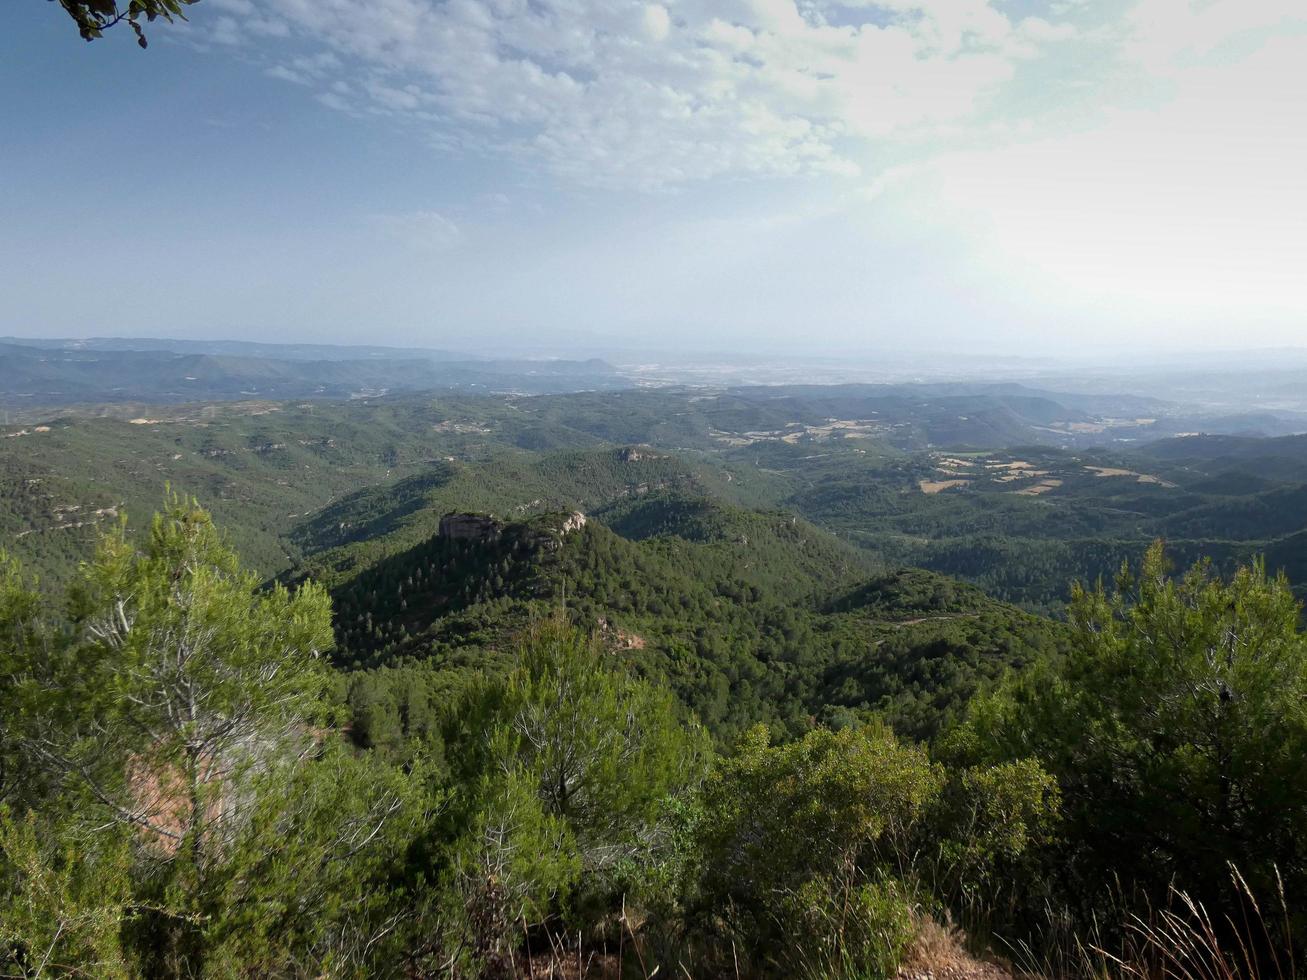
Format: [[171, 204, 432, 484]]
[[315, 91, 353, 112], [642, 4, 671, 41], [211, 0, 1307, 282], [1123, 0, 1307, 73], [265, 64, 307, 84], [230, 0, 1084, 188]]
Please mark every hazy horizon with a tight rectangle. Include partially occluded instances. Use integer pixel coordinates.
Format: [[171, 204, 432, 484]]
[[12, 331, 1307, 386]]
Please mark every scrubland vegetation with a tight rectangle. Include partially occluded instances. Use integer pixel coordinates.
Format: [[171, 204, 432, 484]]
[[4, 491, 1306, 979], [6, 362, 1307, 980], [10, 386, 1307, 612]]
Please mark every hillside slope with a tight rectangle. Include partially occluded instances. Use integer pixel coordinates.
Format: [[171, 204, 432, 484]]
[[333, 505, 1066, 744]]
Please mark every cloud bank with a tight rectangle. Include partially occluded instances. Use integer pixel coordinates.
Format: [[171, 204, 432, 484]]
[[206, 0, 1104, 189]]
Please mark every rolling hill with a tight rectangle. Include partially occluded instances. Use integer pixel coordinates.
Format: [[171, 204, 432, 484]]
[[330, 504, 1065, 744], [6, 384, 1307, 612]]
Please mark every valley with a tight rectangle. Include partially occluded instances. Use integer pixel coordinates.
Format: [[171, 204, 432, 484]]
[[8, 381, 1307, 614], [5, 367, 1307, 977]]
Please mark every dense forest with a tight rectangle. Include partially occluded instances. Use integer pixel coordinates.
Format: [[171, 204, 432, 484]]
[[4, 485, 1307, 978], [9, 386, 1307, 611], [5, 384, 1307, 976]]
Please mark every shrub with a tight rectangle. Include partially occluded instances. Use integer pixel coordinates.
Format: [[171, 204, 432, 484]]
[[690, 724, 939, 975], [957, 543, 1307, 949], [430, 617, 708, 967], [777, 875, 916, 980]]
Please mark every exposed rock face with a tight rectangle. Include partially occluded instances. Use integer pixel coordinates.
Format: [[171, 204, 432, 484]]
[[522, 511, 587, 550], [618, 446, 659, 462], [439, 511, 582, 551], [438, 513, 503, 543], [596, 617, 646, 650]]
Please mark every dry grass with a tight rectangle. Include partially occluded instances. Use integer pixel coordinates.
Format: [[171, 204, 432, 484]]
[[998, 866, 1294, 980], [1092, 869, 1296, 980], [920, 479, 972, 495], [1013, 480, 1062, 496], [477, 866, 1296, 980], [897, 918, 1014, 980], [1084, 466, 1176, 487]]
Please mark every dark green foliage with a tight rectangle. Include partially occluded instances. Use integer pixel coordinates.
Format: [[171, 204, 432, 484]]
[[294, 448, 756, 588], [7, 381, 1307, 975], [0, 500, 424, 977], [53, 0, 195, 47], [416, 619, 708, 974], [694, 724, 940, 922], [10, 385, 1307, 613], [679, 724, 1056, 979], [443, 619, 708, 841], [329, 507, 1061, 745], [0, 807, 133, 977], [955, 543, 1307, 946]]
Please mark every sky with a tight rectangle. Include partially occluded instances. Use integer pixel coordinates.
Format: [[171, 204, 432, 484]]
[[1, 0, 1304, 357]]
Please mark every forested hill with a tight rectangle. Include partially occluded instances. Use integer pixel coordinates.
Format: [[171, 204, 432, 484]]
[[7, 386, 1307, 613], [333, 504, 1066, 745], [289, 447, 768, 585]]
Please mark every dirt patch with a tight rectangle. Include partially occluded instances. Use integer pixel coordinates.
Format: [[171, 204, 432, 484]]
[[920, 479, 971, 494], [1085, 466, 1176, 487], [714, 419, 884, 447], [596, 618, 647, 651], [1014, 479, 1062, 496], [893, 614, 979, 628], [615, 630, 646, 650], [433, 420, 492, 434]]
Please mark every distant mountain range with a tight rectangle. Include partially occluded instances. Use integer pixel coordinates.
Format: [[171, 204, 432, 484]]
[[0, 337, 624, 407], [4, 338, 1307, 449]]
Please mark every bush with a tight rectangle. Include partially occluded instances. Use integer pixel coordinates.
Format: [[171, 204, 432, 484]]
[[956, 543, 1307, 949], [429, 617, 709, 968], [0, 501, 424, 978], [0, 808, 132, 979], [776, 875, 916, 980], [690, 724, 939, 976]]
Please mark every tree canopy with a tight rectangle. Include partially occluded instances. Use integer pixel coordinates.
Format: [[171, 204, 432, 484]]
[[955, 542, 1307, 942]]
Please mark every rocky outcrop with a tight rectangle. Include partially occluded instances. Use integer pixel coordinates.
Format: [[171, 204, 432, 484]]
[[520, 511, 587, 551], [618, 446, 662, 462], [438, 513, 503, 543], [439, 510, 583, 551]]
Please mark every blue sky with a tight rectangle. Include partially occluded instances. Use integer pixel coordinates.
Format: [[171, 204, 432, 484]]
[[2, 0, 1304, 356]]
